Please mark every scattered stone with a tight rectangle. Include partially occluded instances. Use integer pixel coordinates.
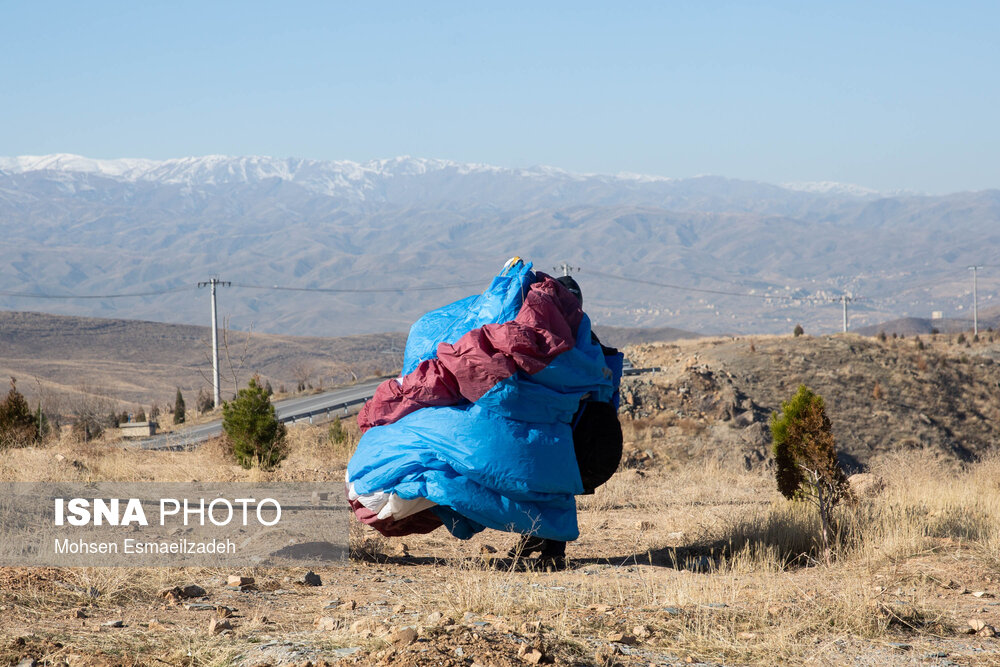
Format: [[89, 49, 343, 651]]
[[968, 620, 997, 637], [147, 619, 167, 632], [350, 619, 376, 633], [454, 646, 465, 657], [888, 643, 911, 651], [595, 645, 620, 664], [315, 616, 338, 631], [216, 605, 234, 618], [322, 599, 342, 609], [390, 542, 410, 557], [392, 603, 406, 613], [102, 620, 124, 628], [479, 544, 498, 555], [184, 603, 217, 611], [972, 591, 994, 598], [339, 600, 357, 611], [208, 618, 233, 635], [227, 575, 254, 587], [16, 659, 38, 667], [302, 571, 322, 586], [181, 584, 207, 598], [589, 604, 613, 613], [389, 626, 418, 646], [636, 520, 655, 531], [53, 454, 66, 462], [632, 624, 652, 639], [517, 645, 545, 664], [667, 531, 685, 540], [73, 608, 87, 619], [607, 632, 638, 645], [737, 631, 758, 640], [425, 611, 444, 625]]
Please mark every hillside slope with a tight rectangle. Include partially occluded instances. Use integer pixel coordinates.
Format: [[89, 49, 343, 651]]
[[622, 333, 1000, 469], [0, 311, 696, 412]]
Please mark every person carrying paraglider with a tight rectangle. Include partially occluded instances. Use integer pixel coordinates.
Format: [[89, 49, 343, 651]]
[[346, 257, 624, 570]]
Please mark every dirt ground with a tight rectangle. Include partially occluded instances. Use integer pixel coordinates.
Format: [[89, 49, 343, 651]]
[[2, 335, 1000, 666]]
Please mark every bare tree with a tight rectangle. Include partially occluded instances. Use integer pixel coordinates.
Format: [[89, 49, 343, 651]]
[[290, 362, 316, 393], [198, 316, 255, 402]]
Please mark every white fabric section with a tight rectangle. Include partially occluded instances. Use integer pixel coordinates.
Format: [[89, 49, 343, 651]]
[[347, 473, 436, 520], [378, 495, 436, 520]]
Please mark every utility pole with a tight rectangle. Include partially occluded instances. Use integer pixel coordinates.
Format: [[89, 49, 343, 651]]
[[554, 262, 579, 277], [841, 294, 852, 333], [197, 277, 231, 408], [968, 265, 983, 336]]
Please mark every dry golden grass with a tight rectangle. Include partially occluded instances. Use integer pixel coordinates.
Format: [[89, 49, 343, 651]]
[[3, 416, 1000, 664]]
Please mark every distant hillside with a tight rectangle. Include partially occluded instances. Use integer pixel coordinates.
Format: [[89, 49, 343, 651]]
[[591, 324, 700, 347], [0, 310, 700, 415], [855, 307, 1000, 337], [2, 153, 999, 338], [0, 310, 406, 413]]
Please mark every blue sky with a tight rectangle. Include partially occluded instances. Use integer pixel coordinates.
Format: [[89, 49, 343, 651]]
[[1, 1, 997, 193]]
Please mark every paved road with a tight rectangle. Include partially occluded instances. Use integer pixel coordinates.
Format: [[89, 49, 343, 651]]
[[133, 377, 387, 450]]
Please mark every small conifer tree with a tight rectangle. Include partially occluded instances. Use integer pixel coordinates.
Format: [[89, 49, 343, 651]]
[[793, 324, 804, 337], [0, 378, 38, 448], [328, 416, 347, 444], [174, 388, 186, 424], [222, 376, 287, 470], [770, 385, 850, 564], [35, 402, 50, 441], [135, 407, 146, 423]]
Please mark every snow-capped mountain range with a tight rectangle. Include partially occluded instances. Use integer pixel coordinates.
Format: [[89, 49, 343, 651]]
[[0, 153, 996, 337], [0, 153, 881, 205]]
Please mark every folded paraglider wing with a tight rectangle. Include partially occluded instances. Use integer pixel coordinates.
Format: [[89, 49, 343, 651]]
[[346, 259, 623, 541]]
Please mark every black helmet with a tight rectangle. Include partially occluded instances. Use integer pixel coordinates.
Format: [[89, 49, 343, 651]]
[[556, 275, 582, 307]]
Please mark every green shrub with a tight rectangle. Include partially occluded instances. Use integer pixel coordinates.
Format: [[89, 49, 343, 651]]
[[174, 388, 186, 424], [793, 324, 804, 337], [0, 378, 38, 448], [222, 377, 287, 470], [770, 385, 850, 563], [328, 416, 347, 445]]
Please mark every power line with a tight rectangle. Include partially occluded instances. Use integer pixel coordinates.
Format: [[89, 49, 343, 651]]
[[0, 286, 197, 299], [0, 280, 488, 301], [229, 281, 487, 294]]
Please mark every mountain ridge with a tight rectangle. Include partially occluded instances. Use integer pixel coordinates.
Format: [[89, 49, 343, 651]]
[[1, 154, 997, 338]]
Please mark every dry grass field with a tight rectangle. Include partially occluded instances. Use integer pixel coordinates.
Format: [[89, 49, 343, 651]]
[[2, 335, 1000, 666]]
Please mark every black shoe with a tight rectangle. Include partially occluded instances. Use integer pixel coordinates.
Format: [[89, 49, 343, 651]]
[[539, 555, 567, 572], [539, 539, 567, 571], [508, 534, 546, 559]]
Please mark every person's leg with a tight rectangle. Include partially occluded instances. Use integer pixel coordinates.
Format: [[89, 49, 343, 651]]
[[539, 539, 566, 571], [507, 534, 546, 558]]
